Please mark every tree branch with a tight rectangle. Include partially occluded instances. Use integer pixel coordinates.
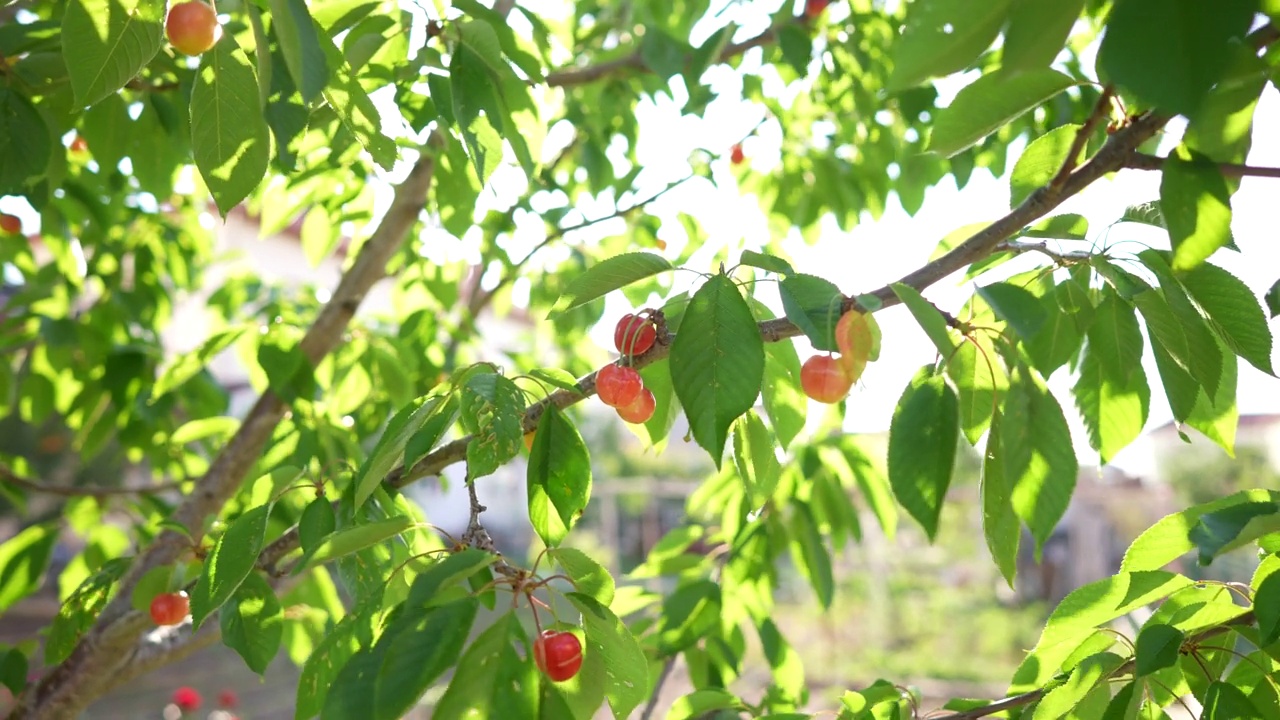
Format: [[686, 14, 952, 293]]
[[544, 22, 784, 88], [1049, 86, 1114, 190], [11, 133, 445, 720], [0, 463, 186, 498], [1123, 152, 1280, 178]]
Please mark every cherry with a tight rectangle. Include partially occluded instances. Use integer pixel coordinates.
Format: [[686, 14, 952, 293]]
[[166, 1, 220, 56], [614, 314, 656, 356], [616, 388, 656, 424], [730, 143, 745, 165], [172, 686, 201, 712], [217, 689, 239, 709], [800, 354, 853, 404], [69, 136, 88, 153], [0, 214, 20, 234], [533, 630, 583, 682], [149, 591, 190, 626], [804, 0, 831, 19], [835, 310, 873, 382], [596, 364, 643, 408], [523, 431, 535, 452]]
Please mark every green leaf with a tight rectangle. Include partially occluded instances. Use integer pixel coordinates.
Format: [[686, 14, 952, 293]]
[[295, 595, 382, 720], [318, 33, 397, 169], [191, 36, 271, 216], [1189, 501, 1280, 564], [1186, 335, 1238, 455], [761, 347, 806, 451], [45, 558, 129, 665], [354, 394, 448, 507], [1035, 571, 1194, 653], [1179, 261, 1274, 375], [670, 275, 765, 467], [1134, 624, 1183, 677], [432, 612, 538, 720], [637, 359, 680, 449], [888, 0, 1015, 90], [152, 327, 248, 400], [0, 523, 57, 614], [732, 410, 782, 506], [1255, 571, 1280, 646], [1025, 213, 1090, 240], [1160, 148, 1234, 272], [1097, 0, 1256, 116], [1072, 296, 1149, 463], [1202, 681, 1264, 720], [842, 436, 898, 541], [740, 249, 795, 276], [299, 497, 337, 556], [552, 547, 614, 606], [929, 69, 1078, 158], [190, 505, 271, 628], [1122, 490, 1280, 572], [527, 404, 592, 547], [359, 599, 479, 720], [405, 549, 498, 608], [981, 411, 1020, 586], [778, 273, 845, 352], [295, 515, 414, 572], [1033, 651, 1127, 720], [550, 252, 673, 316], [0, 648, 26, 697], [171, 416, 240, 446], [0, 88, 52, 193], [268, 0, 328, 103], [789, 501, 835, 608], [665, 690, 745, 720], [1025, 284, 1086, 377], [220, 572, 283, 675], [1009, 124, 1082, 206], [527, 367, 581, 394], [946, 330, 1006, 444], [1266, 278, 1280, 318], [891, 283, 958, 356], [62, 0, 163, 107], [1001, 0, 1086, 73], [977, 282, 1049, 338], [449, 46, 506, 185], [655, 579, 722, 653], [566, 592, 650, 718], [1002, 367, 1077, 551], [888, 367, 960, 540]]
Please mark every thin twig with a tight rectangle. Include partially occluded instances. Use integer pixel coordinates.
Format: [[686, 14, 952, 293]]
[[1124, 153, 1280, 178], [639, 657, 677, 720], [1048, 86, 1115, 190], [0, 464, 186, 498], [997, 240, 1093, 264]]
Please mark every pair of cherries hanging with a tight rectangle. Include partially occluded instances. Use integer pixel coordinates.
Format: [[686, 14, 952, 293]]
[[596, 314, 657, 423]]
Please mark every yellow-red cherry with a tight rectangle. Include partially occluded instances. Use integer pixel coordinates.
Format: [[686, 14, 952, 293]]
[[166, 1, 220, 56], [730, 143, 745, 165], [149, 591, 190, 626], [533, 630, 583, 682], [616, 387, 655, 424], [0, 214, 20, 234], [596, 364, 643, 408], [614, 314, 656, 356], [800, 354, 853, 404]]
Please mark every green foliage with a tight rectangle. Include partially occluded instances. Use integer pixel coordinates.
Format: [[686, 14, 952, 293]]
[[1, 0, 1278, 718]]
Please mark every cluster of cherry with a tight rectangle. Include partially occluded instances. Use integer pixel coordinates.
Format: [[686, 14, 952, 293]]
[[595, 314, 659, 423]]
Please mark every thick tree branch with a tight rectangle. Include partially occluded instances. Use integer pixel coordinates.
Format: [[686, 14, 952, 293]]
[[0, 463, 185, 498], [545, 22, 784, 87], [11, 134, 445, 720], [1124, 152, 1280, 178]]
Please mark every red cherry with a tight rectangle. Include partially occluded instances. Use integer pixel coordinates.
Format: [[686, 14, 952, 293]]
[[166, 1, 220, 56], [69, 136, 88, 153], [149, 591, 190, 626], [0, 213, 20, 234], [217, 689, 239, 709], [800, 354, 853, 404], [534, 630, 583, 682], [804, 0, 831, 19], [616, 388, 656, 424], [730, 143, 745, 165], [172, 686, 201, 712], [613, 314, 656, 356], [596, 364, 643, 408]]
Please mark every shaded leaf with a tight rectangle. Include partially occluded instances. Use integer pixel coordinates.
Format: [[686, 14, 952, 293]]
[[888, 367, 960, 540], [930, 69, 1077, 158], [527, 404, 592, 547]]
